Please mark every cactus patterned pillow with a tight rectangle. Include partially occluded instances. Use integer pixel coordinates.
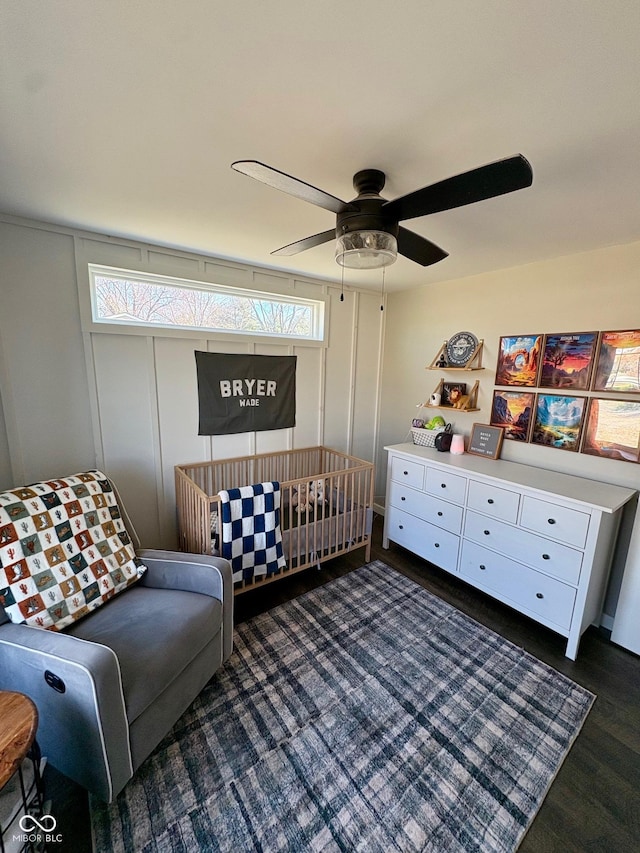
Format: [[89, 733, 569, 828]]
[[0, 471, 146, 631]]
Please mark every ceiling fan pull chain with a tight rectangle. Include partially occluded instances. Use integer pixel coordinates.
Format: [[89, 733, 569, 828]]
[[380, 266, 385, 311], [340, 262, 345, 302]]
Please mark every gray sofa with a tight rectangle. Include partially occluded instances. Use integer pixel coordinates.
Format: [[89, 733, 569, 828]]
[[0, 549, 233, 802]]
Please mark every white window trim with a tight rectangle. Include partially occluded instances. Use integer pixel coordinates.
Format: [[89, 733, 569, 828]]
[[84, 264, 328, 346]]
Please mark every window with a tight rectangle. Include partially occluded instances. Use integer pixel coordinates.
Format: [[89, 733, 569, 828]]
[[88, 265, 325, 341]]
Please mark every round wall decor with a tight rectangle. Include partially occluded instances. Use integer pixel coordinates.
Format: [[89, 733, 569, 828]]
[[446, 331, 479, 366]]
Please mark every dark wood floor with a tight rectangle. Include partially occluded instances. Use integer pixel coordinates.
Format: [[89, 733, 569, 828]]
[[46, 515, 640, 852]]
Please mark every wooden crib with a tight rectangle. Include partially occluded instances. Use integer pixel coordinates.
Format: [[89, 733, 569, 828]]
[[175, 446, 374, 593]]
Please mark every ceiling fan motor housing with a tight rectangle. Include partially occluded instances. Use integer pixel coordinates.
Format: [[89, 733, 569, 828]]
[[336, 170, 399, 239]]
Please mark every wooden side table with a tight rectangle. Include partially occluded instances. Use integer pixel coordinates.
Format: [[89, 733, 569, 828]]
[[0, 691, 45, 853]]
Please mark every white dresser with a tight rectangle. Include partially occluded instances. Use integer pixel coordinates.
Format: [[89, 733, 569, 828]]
[[383, 443, 636, 659]]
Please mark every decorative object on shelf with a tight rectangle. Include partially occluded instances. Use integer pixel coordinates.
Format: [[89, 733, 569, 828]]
[[531, 393, 587, 452], [495, 334, 543, 386], [443, 382, 467, 406], [581, 398, 640, 463], [450, 434, 465, 455], [490, 390, 535, 442], [428, 339, 484, 371], [540, 332, 598, 391], [468, 423, 505, 459], [592, 329, 640, 393], [430, 391, 442, 406], [451, 393, 471, 410], [412, 418, 425, 428], [435, 344, 448, 368], [446, 331, 480, 367]]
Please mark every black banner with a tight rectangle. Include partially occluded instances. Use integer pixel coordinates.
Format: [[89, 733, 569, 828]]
[[195, 351, 297, 435]]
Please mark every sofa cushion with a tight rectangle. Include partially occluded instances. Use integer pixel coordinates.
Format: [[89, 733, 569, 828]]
[[67, 584, 223, 722], [0, 471, 145, 631]]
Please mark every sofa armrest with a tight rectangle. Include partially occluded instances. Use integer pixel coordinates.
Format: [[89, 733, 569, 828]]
[[137, 550, 233, 661], [0, 621, 131, 802]]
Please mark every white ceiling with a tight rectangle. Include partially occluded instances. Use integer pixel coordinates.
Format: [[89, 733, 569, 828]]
[[2, 1, 640, 292]]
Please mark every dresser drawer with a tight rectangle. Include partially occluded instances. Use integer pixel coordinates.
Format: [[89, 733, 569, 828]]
[[467, 479, 520, 524], [391, 456, 425, 490], [464, 510, 583, 585], [388, 480, 463, 534], [520, 496, 590, 549], [386, 507, 459, 573], [424, 467, 467, 505], [460, 540, 576, 631]]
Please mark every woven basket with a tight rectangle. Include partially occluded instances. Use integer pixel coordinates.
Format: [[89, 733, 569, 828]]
[[411, 426, 448, 448]]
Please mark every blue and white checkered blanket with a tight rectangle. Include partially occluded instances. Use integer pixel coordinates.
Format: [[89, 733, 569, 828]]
[[218, 481, 286, 583]]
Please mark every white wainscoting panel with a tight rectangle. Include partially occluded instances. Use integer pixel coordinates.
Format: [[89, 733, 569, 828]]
[[76, 237, 383, 549]]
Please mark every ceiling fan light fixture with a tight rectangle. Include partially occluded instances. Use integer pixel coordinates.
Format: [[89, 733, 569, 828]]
[[335, 230, 397, 269]]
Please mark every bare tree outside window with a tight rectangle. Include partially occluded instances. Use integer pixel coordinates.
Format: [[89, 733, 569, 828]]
[[90, 269, 321, 341], [95, 278, 175, 322]]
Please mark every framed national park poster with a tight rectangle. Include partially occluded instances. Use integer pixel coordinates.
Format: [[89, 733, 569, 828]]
[[495, 334, 543, 386], [490, 390, 535, 441], [539, 332, 598, 390], [581, 398, 640, 463], [592, 329, 640, 393], [531, 393, 587, 452]]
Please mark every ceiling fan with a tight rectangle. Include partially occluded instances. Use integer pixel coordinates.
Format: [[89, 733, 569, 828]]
[[231, 155, 533, 270]]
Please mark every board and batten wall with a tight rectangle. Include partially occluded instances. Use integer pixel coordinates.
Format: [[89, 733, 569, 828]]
[[0, 215, 385, 550], [379, 239, 640, 651]]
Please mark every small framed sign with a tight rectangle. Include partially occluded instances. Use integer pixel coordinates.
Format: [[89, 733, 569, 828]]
[[468, 423, 505, 459]]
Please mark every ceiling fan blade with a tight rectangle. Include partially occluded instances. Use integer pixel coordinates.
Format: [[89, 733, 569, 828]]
[[397, 227, 448, 266], [271, 229, 336, 257], [383, 155, 533, 222], [231, 160, 354, 215]]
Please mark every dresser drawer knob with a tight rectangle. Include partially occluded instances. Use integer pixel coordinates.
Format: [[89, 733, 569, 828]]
[[487, 498, 494, 504], [479, 564, 486, 570], [536, 592, 544, 599], [434, 542, 440, 548], [547, 518, 556, 525], [483, 529, 490, 536], [401, 496, 406, 501], [441, 483, 446, 489], [542, 553, 550, 560], [403, 470, 409, 476], [399, 524, 404, 530], [437, 511, 443, 516]]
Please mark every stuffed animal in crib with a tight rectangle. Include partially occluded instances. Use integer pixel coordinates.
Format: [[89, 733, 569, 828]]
[[308, 479, 327, 506], [292, 482, 310, 514], [293, 480, 328, 514]]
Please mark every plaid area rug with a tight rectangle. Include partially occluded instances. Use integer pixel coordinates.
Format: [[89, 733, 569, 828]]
[[91, 561, 594, 852]]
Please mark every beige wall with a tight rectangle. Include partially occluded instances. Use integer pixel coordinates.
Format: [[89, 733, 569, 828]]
[[380, 239, 640, 631]]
